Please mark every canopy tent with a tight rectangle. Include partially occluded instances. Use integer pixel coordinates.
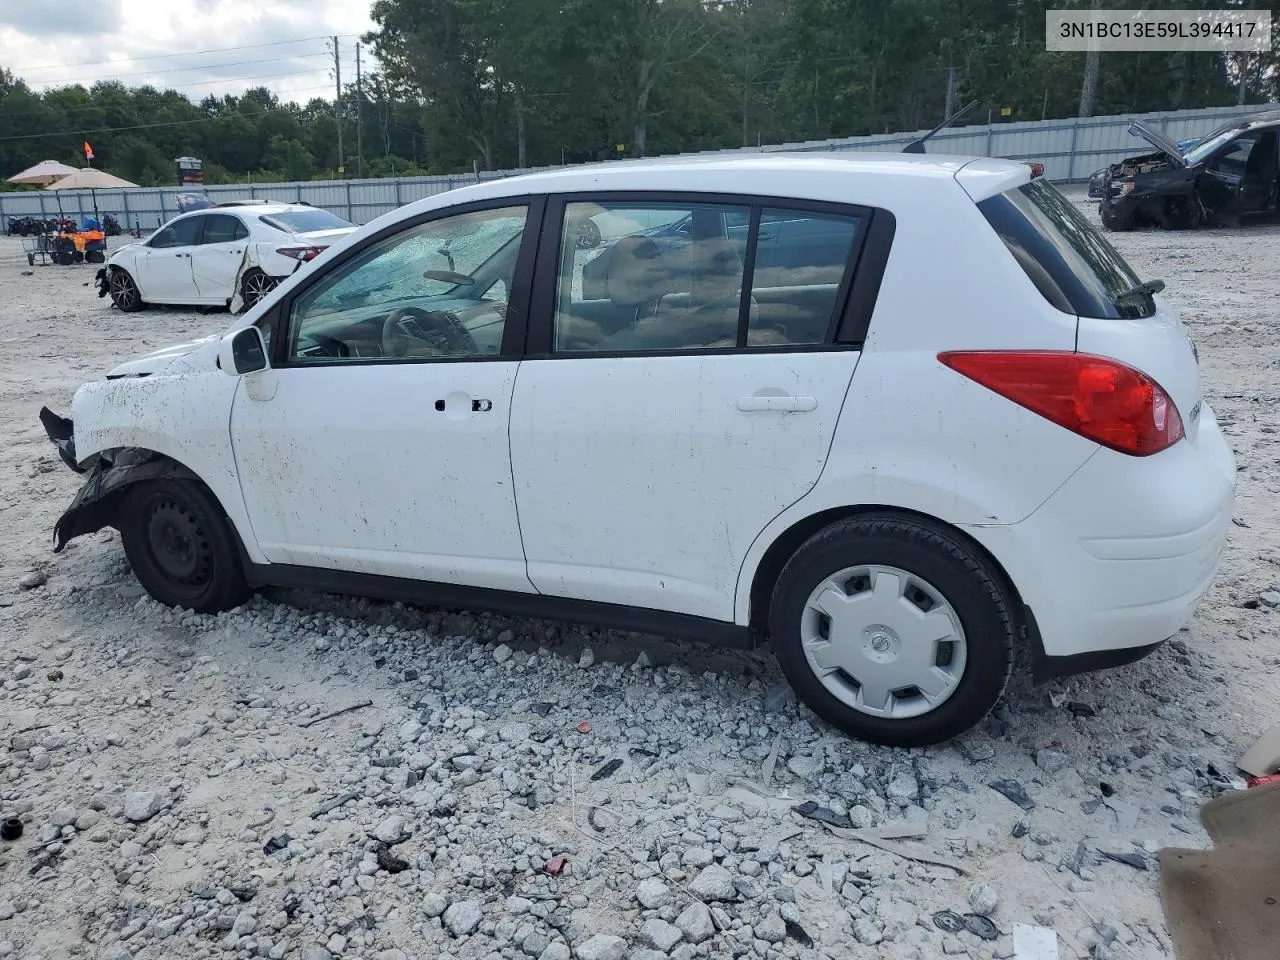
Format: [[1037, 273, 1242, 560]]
[[7, 160, 78, 186], [8, 160, 81, 214], [45, 167, 139, 220]]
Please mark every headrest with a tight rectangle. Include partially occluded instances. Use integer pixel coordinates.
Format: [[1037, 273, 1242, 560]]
[[690, 237, 743, 304], [606, 236, 673, 308]]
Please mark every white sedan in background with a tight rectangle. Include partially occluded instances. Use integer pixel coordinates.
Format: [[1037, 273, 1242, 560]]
[[95, 201, 356, 313]]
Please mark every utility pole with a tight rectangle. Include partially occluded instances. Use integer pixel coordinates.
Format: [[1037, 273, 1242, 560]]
[[331, 36, 345, 176], [943, 64, 957, 120], [356, 43, 365, 179]]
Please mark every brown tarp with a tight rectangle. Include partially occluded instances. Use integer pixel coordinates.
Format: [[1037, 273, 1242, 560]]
[[1159, 781, 1280, 960]]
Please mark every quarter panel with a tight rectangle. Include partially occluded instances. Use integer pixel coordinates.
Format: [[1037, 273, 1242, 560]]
[[69, 366, 265, 562]]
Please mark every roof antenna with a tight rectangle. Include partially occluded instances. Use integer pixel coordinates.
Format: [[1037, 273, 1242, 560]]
[[902, 100, 980, 154]]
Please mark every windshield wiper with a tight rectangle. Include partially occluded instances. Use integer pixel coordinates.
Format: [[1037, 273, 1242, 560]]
[[1116, 278, 1165, 301]]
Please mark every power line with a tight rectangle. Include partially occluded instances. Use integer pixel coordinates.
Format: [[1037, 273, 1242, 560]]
[[9, 36, 353, 73], [0, 85, 341, 142], [27, 52, 332, 87]]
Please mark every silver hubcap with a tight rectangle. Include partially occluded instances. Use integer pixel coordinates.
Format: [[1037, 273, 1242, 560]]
[[800, 564, 966, 719]]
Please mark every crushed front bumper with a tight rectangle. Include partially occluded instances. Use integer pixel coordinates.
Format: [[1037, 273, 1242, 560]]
[[39, 406, 81, 473], [94, 267, 110, 298]]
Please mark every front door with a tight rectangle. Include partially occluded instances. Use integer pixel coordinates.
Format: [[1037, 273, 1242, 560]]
[[1198, 135, 1255, 224], [228, 200, 540, 592], [136, 214, 203, 302], [509, 195, 869, 621], [191, 213, 249, 302]]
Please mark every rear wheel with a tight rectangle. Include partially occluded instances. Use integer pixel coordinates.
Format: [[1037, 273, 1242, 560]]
[[119, 479, 250, 613], [241, 270, 279, 309], [108, 268, 144, 312], [768, 514, 1014, 747]]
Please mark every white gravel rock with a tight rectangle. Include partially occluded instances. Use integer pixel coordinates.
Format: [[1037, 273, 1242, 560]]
[[635, 877, 672, 909], [122, 790, 164, 822], [443, 899, 483, 937], [641, 917, 683, 951], [674, 902, 715, 944], [969, 884, 1000, 917], [688, 864, 737, 901], [757, 914, 786, 943], [373, 815, 406, 843], [573, 934, 626, 960]]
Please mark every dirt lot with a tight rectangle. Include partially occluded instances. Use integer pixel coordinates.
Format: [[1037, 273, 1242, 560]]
[[0, 188, 1277, 960]]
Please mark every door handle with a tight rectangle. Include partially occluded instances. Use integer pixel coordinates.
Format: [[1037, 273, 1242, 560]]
[[433, 398, 493, 412], [738, 395, 817, 412]]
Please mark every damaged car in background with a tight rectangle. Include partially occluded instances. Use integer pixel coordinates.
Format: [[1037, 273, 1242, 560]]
[[1099, 110, 1280, 231], [94, 201, 356, 313]]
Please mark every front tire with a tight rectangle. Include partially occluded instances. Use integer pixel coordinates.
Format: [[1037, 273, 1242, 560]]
[[768, 514, 1014, 747], [1101, 207, 1135, 232], [108, 268, 145, 312], [119, 479, 250, 613]]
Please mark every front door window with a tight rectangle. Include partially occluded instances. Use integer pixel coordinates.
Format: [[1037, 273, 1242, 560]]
[[285, 205, 529, 362]]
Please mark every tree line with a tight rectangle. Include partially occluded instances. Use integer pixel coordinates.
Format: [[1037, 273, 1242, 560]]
[[3, 0, 1275, 190]]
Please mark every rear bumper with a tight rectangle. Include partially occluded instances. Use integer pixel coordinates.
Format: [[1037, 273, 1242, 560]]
[[966, 402, 1236, 666]]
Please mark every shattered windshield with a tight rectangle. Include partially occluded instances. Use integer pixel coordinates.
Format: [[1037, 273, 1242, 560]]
[[1182, 126, 1249, 167]]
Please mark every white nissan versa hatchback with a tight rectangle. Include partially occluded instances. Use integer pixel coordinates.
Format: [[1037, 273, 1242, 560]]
[[40, 153, 1236, 746]]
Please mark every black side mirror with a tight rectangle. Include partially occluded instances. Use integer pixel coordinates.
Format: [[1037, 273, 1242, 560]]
[[220, 326, 268, 375]]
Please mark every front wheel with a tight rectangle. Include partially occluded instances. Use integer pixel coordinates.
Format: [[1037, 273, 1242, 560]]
[[108, 268, 144, 312], [119, 479, 250, 613], [768, 514, 1014, 747]]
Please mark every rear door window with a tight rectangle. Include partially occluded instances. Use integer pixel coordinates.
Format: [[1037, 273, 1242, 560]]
[[977, 178, 1152, 319]]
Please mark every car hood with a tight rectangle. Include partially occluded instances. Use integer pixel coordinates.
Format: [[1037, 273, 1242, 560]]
[[106, 334, 221, 378], [1127, 120, 1186, 167]]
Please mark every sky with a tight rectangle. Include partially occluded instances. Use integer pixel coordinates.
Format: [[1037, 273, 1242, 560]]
[[0, 0, 377, 104]]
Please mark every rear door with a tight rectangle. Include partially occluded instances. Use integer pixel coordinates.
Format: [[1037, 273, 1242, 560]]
[[135, 214, 203, 302], [190, 213, 249, 302], [509, 193, 873, 622]]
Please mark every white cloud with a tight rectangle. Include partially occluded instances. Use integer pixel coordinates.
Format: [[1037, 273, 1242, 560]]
[[0, 0, 377, 104]]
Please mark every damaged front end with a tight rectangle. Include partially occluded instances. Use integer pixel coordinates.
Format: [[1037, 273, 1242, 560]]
[[39, 407, 197, 553], [1100, 154, 1200, 231], [94, 266, 111, 299]]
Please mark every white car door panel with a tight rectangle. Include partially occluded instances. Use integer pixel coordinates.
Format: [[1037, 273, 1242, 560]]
[[136, 215, 203, 302], [229, 363, 529, 590], [191, 213, 249, 302], [227, 201, 537, 591], [511, 198, 867, 621], [510, 353, 857, 620]]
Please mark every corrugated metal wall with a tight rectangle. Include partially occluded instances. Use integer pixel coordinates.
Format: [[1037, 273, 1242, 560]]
[[3, 102, 1274, 229]]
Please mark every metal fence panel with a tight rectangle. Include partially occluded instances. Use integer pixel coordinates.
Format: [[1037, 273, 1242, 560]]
[[4, 102, 1276, 229]]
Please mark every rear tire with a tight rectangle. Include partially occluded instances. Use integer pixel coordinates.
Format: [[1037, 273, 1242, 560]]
[[119, 479, 250, 613], [768, 513, 1015, 747], [241, 270, 280, 309]]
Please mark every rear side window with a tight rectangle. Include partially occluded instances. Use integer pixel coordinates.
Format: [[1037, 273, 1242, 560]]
[[978, 178, 1152, 319], [201, 214, 248, 244]]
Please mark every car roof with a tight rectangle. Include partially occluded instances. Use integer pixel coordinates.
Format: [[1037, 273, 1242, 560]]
[[1200, 109, 1280, 140], [172, 202, 313, 220], [428, 151, 1030, 209]]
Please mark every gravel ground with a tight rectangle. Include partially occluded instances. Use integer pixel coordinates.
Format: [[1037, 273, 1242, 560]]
[[1, 186, 1277, 960]]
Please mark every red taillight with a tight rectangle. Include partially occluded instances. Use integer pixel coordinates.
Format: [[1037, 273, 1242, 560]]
[[277, 246, 323, 262], [938, 350, 1184, 456], [1028, 161, 1045, 178]]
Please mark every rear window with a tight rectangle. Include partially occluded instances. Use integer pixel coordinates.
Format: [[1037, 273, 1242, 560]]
[[977, 178, 1153, 319], [260, 209, 353, 234]]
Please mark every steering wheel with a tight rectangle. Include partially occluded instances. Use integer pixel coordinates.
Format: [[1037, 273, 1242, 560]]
[[380, 306, 477, 358]]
